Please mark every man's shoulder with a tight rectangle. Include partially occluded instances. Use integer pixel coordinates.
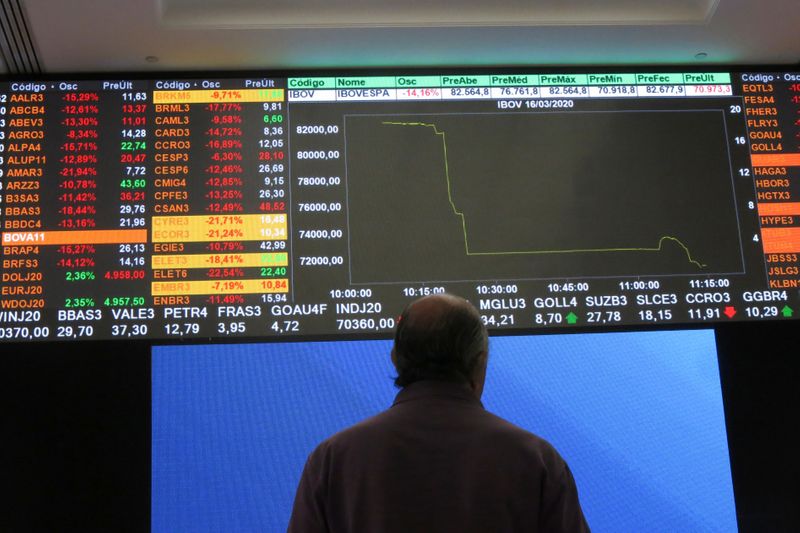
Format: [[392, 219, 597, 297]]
[[313, 402, 564, 469], [478, 409, 566, 465], [306, 409, 390, 458], [312, 408, 394, 451]]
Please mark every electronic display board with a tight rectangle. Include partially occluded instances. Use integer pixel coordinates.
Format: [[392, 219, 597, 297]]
[[0, 69, 798, 341], [152, 331, 737, 532]]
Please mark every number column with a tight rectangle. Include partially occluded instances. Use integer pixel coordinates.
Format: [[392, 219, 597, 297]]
[[290, 111, 347, 308], [56, 87, 101, 324], [255, 99, 290, 302], [106, 86, 151, 338], [51, 81, 151, 340]]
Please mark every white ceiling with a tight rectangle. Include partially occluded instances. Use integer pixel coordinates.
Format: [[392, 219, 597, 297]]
[[17, 0, 800, 73], [160, 0, 720, 28]]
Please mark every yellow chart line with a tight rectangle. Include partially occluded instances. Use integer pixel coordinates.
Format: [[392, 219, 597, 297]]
[[381, 120, 707, 269]]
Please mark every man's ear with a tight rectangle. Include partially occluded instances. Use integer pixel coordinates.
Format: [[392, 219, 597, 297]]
[[470, 351, 489, 397], [473, 350, 488, 372]]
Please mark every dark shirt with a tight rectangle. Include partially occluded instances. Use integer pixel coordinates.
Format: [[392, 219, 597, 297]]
[[288, 380, 589, 533]]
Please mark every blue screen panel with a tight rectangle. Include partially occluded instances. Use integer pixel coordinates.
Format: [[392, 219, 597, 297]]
[[152, 330, 736, 532]]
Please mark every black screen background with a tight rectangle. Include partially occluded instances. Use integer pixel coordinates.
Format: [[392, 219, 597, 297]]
[[1, 66, 798, 531]]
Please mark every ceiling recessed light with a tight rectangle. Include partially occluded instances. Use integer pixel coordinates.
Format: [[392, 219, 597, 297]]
[[695, 52, 708, 59], [146, 56, 159, 63]]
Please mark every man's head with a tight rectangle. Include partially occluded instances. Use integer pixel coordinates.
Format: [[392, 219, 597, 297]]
[[391, 294, 489, 396]]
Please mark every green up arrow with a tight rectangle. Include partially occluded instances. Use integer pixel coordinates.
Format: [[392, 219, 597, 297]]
[[566, 312, 578, 324], [781, 305, 794, 318]]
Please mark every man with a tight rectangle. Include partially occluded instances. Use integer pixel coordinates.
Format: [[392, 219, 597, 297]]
[[288, 294, 589, 532]]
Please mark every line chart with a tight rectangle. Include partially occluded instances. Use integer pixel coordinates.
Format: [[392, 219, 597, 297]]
[[344, 111, 742, 282], [381, 120, 707, 269]]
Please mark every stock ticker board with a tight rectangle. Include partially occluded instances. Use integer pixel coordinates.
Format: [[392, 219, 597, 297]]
[[0, 70, 798, 342]]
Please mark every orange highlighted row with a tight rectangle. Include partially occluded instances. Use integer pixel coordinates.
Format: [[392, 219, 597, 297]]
[[151, 214, 287, 243], [1, 229, 147, 246], [153, 89, 284, 104], [758, 203, 800, 217], [751, 153, 800, 167], [761, 228, 800, 254], [152, 278, 289, 296]]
